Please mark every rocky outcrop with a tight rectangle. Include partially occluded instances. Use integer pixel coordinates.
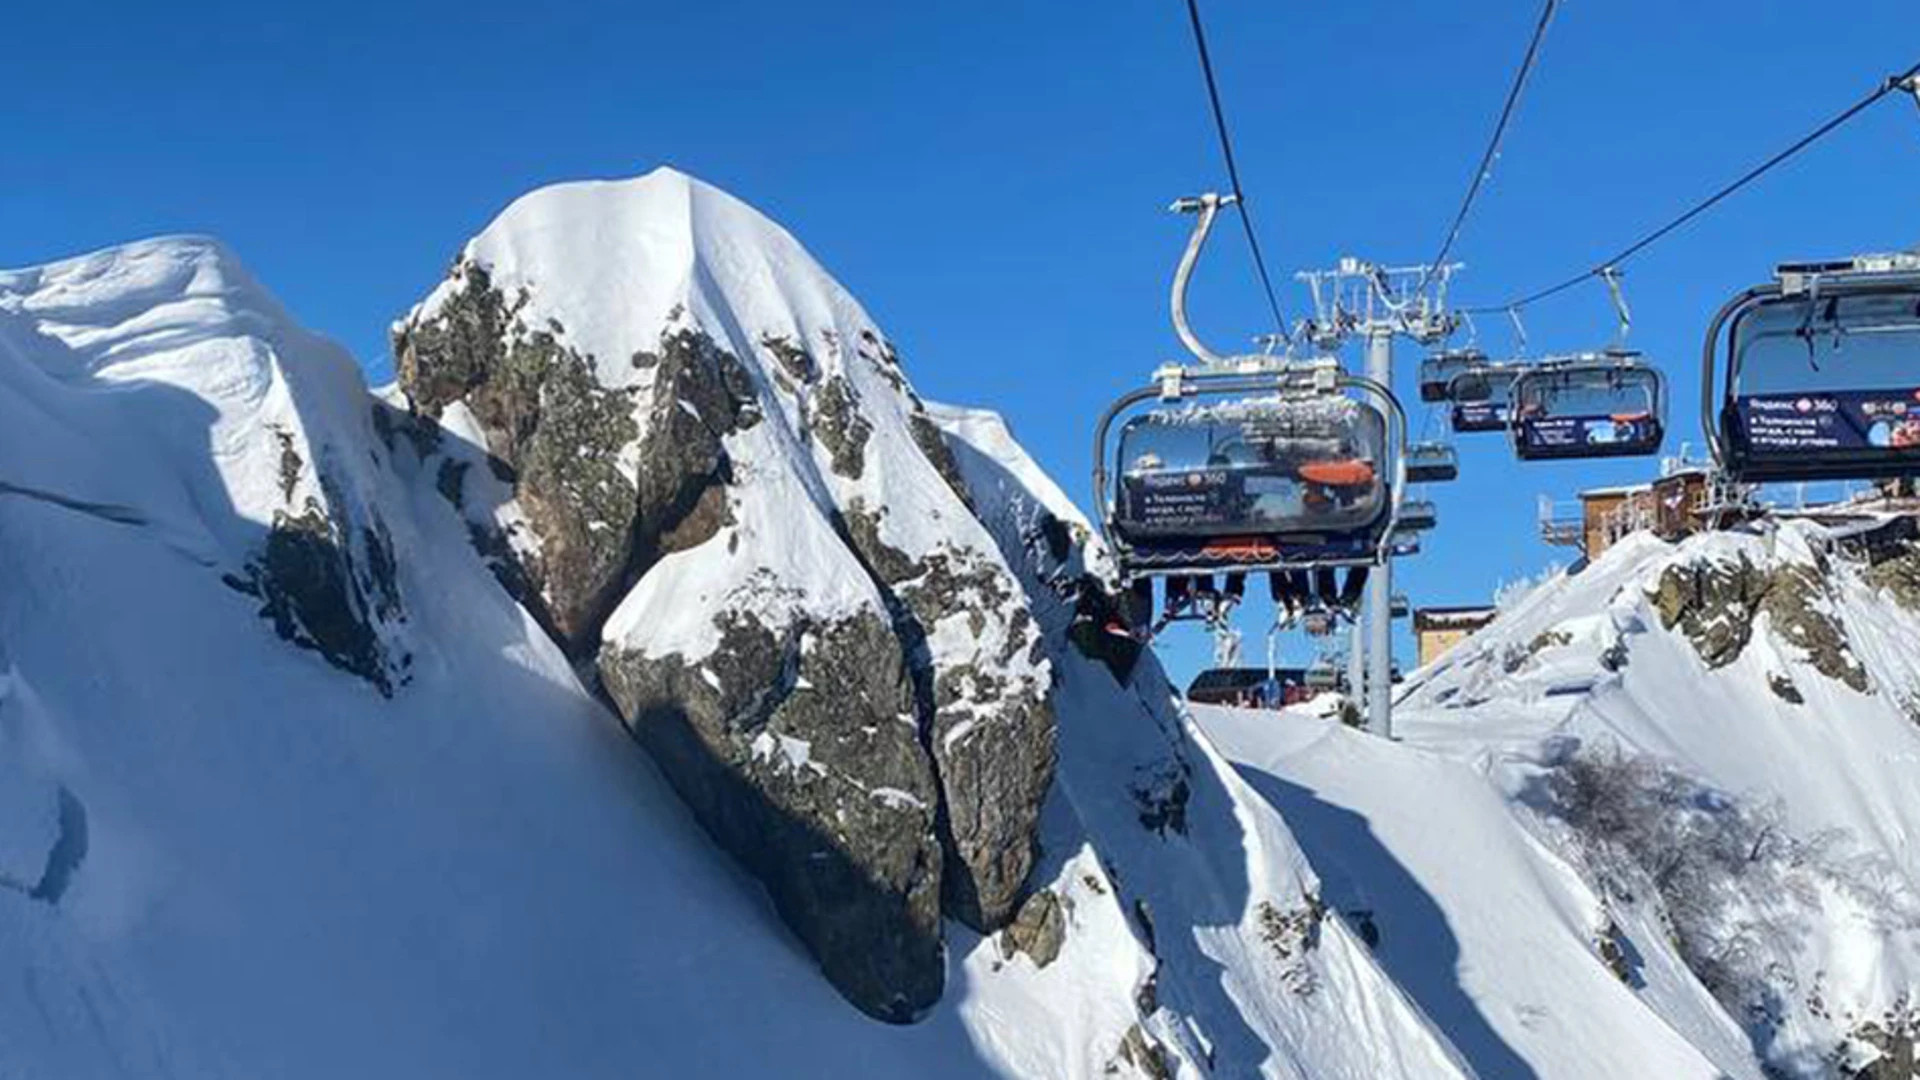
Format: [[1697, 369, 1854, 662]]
[[630, 328, 755, 565], [1865, 545, 1920, 612], [393, 263, 639, 653], [395, 171, 1057, 1020], [1653, 551, 1867, 692], [601, 611, 943, 1022], [224, 486, 409, 696], [997, 886, 1066, 969], [1847, 1011, 1918, 1079]]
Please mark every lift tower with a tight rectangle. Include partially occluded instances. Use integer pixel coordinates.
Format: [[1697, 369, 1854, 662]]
[[1297, 259, 1457, 737]]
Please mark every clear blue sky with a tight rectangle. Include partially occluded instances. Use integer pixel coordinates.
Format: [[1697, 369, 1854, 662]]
[[9, 1, 1919, 680]]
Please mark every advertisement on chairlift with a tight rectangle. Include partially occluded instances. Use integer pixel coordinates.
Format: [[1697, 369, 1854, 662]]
[[1126, 468, 1236, 530], [1519, 414, 1659, 452], [1736, 389, 1920, 452], [1451, 401, 1509, 431]]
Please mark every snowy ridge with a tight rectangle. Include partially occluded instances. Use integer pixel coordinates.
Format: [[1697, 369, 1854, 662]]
[[0, 228, 1481, 1078], [407, 168, 1046, 712], [1197, 517, 1920, 1078]]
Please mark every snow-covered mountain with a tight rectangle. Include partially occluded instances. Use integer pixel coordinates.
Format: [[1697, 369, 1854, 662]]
[[0, 170, 1482, 1077], [11, 164, 1915, 1078], [1199, 519, 1920, 1078]]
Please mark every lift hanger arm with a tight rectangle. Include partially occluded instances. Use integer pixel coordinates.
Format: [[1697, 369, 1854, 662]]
[[1170, 193, 1235, 365]]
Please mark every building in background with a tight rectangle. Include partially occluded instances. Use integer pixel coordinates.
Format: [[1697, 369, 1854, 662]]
[[1413, 606, 1497, 668]]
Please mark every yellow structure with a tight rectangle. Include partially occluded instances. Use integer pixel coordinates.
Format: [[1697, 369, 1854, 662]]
[[1413, 606, 1497, 668]]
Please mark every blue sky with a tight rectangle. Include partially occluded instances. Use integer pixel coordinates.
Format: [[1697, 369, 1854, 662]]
[[8, 1, 1919, 680]]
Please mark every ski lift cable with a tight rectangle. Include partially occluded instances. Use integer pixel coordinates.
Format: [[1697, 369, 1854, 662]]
[[1182, 0, 1294, 343], [1460, 59, 1920, 317], [1422, 0, 1560, 287]]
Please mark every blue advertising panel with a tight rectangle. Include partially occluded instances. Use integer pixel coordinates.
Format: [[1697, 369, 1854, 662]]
[[1518, 414, 1660, 454], [1735, 389, 1920, 453]]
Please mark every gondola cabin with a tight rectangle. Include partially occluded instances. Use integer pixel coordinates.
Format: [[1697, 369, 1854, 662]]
[[1710, 255, 1920, 483], [1510, 355, 1666, 461], [1447, 363, 1523, 434], [1419, 347, 1490, 403], [1406, 442, 1459, 483], [1109, 392, 1394, 573]]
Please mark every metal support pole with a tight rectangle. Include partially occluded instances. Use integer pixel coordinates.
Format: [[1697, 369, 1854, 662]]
[[1346, 612, 1365, 712], [1364, 325, 1396, 738]]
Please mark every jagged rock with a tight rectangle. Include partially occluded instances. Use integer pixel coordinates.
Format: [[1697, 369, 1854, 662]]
[[1769, 672, 1805, 704], [808, 375, 871, 479], [1504, 628, 1573, 673], [1596, 919, 1637, 985], [630, 328, 754, 565], [600, 611, 944, 1023], [401, 170, 1058, 1018], [1653, 552, 1867, 691], [1759, 562, 1868, 692], [1113, 1023, 1174, 1080], [1257, 895, 1326, 996], [908, 407, 975, 513], [1848, 1011, 1918, 1079], [837, 505, 1055, 932], [998, 887, 1067, 969], [1863, 540, 1920, 612], [394, 263, 639, 653], [230, 495, 407, 696], [1654, 556, 1761, 667]]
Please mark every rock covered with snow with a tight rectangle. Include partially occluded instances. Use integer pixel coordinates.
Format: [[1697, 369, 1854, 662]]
[[393, 169, 1054, 1017], [0, 219, 1501, 1078], [0, 238, 412, 694], [1384, 519, 1920, 1077]]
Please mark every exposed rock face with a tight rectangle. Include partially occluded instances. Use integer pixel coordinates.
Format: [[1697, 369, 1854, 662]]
[[1864, 541, 1920, 612], [1848, 1012, 1918, 1079], [997, 886, 1066, 969], [601, 612, 942, 1022], [393, 263, 639, 653], [1653, 550, 1867, 692], [395, 169, 1056, 1018], [630, 328, 754, 565], [225, 460, 410, 696]]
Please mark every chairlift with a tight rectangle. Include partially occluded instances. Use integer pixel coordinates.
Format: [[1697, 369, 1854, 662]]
[[1510, 352, 1667, 461], [1093, 192, 1411, 637], [1390, 592, 1410, 620], [1303, 659, 1341, 692], [1703, 253, 1920, 483], [1388, 525, 1422, 558], [1419, 347, 1490, 403], [1447, 362, 1524, 434], [1406, 442, 1459, 483], [1398, 498, 1438, 532]]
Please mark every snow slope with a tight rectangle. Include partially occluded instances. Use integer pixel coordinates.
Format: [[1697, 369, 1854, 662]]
[[1197, 520, 1920, 1078], [0, 236, 1027, 1078], [2, 210, 1469, 1076]]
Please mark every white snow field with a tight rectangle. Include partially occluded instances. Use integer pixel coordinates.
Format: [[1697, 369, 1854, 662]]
[[0, 173, 1483, 1079], [1197, 522, 1920, 1079]]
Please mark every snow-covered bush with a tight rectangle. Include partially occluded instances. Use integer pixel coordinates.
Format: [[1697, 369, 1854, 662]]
[[1529, 743, 1920, 1071], [1494, 562, 1564, 614]]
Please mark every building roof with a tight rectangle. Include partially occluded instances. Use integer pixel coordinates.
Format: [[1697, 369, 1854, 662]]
[[1413, 606, 1498, 631], [1578, 483, 1649, 499]]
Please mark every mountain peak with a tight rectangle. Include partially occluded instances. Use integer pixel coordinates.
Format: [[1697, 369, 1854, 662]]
[[408, 167, 863, 392]]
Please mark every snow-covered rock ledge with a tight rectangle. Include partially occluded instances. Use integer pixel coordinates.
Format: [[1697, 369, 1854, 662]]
[[392, 169, 1055, 1019]]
